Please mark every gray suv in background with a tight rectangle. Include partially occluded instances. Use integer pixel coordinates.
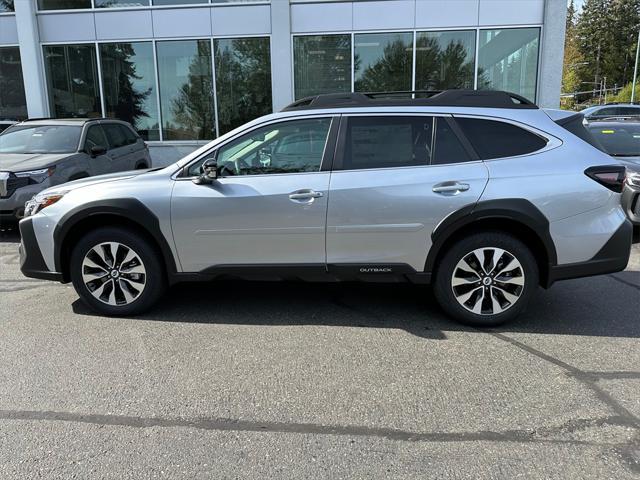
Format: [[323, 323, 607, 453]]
[[18, 90, 633, 326], [0, 118, 151, 222]]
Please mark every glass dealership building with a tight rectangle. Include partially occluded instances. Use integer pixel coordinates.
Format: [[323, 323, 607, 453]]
[[0, 0, 566, 162]]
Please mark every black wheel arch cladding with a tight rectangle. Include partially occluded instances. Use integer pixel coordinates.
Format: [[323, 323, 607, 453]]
[[425, 198, 558, 274], [53, 198, 176, 279]]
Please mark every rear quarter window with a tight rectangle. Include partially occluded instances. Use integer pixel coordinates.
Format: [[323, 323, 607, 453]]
[[454, 117, 548, 160]]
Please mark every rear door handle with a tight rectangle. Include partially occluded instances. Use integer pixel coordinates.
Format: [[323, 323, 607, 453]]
[[289, 189, 324, 202], [432, 182, 470, 194]]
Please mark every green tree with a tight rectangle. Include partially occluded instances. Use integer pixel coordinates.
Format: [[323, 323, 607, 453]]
[[609, 81, 640, 102], [170, 42, 215, 140], [562, 0, 584, 108], [576, 0, 640, 97]]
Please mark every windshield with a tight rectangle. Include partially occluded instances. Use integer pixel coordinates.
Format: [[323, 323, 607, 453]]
[[0, 125, 82, 154], [588, 124, 640, 156]]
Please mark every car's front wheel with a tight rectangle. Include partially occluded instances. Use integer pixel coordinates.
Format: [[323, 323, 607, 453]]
[[70, 227, 166, 316], [433, 232, 538, 326]]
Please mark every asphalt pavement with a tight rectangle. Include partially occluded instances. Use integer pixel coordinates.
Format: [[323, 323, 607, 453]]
[[0, 224, 639, 479]]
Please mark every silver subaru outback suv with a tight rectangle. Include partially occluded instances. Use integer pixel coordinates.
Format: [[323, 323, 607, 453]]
[[18, 90, 633, 326]]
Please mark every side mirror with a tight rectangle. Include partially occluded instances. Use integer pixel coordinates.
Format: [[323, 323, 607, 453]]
[[90, 145, 107, 157], [193, 158, 218, 185]]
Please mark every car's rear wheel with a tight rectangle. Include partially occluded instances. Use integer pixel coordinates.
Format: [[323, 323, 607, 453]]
[[433, 232, 538, 326], [70, 227, 166, 316]]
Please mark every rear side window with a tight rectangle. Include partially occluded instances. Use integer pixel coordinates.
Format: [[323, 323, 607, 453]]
[[455, 117, 547, 160], [103, 124, 127, 149], [343, 116, 434, 170]]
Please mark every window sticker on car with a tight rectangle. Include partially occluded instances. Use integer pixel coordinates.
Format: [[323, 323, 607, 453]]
[[601, 130, 615, 134]]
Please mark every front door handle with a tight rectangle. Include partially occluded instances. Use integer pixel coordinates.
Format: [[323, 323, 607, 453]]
[[432, 182, 470, 195], [289, 189, 324, 202]]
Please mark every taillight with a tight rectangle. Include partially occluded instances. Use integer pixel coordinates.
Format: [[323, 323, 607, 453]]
[[584, 165, 626, 193]]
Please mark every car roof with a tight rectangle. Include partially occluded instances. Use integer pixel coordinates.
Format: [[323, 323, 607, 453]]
[[15, 118, 130, 127]]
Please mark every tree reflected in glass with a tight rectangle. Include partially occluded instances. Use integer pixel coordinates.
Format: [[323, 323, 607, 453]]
[[294, 35, 352, 100], [100, 42, 159, 140], [415, 31, 476, 92], [214, 37, 272, 135], [354, 33, 413, 93], [157, 40, 214, 141]]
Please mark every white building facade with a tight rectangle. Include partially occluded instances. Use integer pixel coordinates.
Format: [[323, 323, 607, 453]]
[[0, 0, 567, 162]]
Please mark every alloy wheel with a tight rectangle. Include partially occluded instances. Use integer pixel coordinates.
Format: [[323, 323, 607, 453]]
[[81, 242, 147, 306], [451, 247, 525, 316]]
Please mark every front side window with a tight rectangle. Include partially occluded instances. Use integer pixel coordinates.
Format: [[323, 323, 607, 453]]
[[0, 125, 81, 154], [156, 39, 214, 141], [99, 42, 160, 141], [293, 35, 351, 100], [455, 117, 547, 160], [477, 28, 540, 102], [0, 46, 27, 121], [354, 32, 413, 93], [43, 44, 101, 118], [188, 118, 332, 176], [102, 123, 128, 149], [342, 116, 434, 170], [84, 125, 108, 152]]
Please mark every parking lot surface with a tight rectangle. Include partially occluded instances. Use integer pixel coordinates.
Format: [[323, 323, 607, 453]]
[[1, 225, 639, 479]]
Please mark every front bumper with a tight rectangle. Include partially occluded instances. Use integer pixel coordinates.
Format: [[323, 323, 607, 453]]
[[546, 219, 633, 287], [19, 217, 63, 282], [0, 181, 51, 222]]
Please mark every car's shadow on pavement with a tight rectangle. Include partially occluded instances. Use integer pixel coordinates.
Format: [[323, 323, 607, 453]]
[[72, 270, 640, 340]]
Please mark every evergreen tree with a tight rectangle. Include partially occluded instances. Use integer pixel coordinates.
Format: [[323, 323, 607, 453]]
[[355, 39, 413, 92], [562, 0, 584, 101]]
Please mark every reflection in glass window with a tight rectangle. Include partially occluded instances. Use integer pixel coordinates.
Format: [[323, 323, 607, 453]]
[[293, 35, 351, 100], [0, 47, 27, 121], [354, 32, 413, 93], [157, 40, 214, 141], [0, 1, 14, 12], [478, 28, 540, 102], [213, 118, 331, 176], [38, 0, 91, 9], [415, 30, 475, 91], [214, 37, 272, 135], [99, 42, 160, 140], [43, 44, 101, 118], [95, 0, 149, 6], [152, 0, 207, 4]]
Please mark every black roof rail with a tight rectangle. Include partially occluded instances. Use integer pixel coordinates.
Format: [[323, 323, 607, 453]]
[[281, 89, 538, 112]]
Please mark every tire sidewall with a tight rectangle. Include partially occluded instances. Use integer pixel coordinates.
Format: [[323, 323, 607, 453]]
[[70, 227, 165, 316], [434, 232, 539, 327]]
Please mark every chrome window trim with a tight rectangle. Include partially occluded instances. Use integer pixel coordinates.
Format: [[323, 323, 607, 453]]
[[172, 114, 337, 180]]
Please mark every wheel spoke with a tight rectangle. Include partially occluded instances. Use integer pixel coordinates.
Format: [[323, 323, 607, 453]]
[[487, 248, 505, 275], [495, 275, 525, 286], [490, 288, 505, 314], [119, 279, 138, 303], [492, 285, 520, 305], [470, 288, 486, 314], [455, 286, 482, 304], [494, 256, 519, 277], [452, 275, 480, 287], [120, 264, 145, 275], [471, 249, 488, 275]]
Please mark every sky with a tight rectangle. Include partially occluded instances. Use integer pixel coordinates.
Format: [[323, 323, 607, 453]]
[[573, 0, 585, 11]]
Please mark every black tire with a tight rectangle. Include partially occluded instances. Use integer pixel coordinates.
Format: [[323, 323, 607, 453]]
[[433, 231, 538, 327], [70, 227, 166, 316]]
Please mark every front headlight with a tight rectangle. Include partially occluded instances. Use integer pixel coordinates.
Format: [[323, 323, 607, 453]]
[[14, 166, 56, 183], [23, 190, 67, 217]]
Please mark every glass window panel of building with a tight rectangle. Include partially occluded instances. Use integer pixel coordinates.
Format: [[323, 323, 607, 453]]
[[0, 47, 27, 120], [156, 39, 215, 141], [95, 0, 150, 7], [477, 28, 540, 102], [293, 35, 351, 100], [415, 30, 476, 91], [214, 37, 272, 135], [354, 32, 413, 93], [43, 44, 102, 118], [152, 0, 207, 5], [38, 0, 91, 9], [99, 42, 160, 140], [0, 1, 14, 12]]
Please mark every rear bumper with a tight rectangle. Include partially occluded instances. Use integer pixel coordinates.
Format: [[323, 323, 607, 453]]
[[19, 217, 63, 282], [546, 219, 633, 287]]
